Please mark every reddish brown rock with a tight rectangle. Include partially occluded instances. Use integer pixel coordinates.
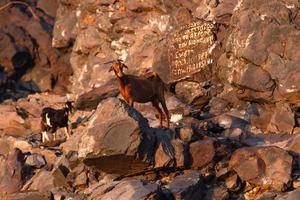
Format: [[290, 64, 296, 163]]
[[24, 168, 69, 193], [0, 148, 24, 194], [189, 138, 215, 168], [74, 79, 119, 111], [167, 171, 204, 200], [78, 98, 155, 174], [229, 146, 292, 191]]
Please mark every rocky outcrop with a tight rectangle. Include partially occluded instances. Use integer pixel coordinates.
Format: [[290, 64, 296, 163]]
[[77, 97, 156, 174], [2, 0, 300, 199], [0, 0, 71, 102]]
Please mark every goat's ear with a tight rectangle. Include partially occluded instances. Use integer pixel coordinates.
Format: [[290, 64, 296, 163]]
[[121, 63, 128, 69]]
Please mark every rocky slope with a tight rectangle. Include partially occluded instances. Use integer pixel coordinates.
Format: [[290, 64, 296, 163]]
[[1, 0, 300, 199]]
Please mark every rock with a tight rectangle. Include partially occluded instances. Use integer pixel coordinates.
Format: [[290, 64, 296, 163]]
[[229, 146, 293, 191], [25, 154, 46, 169], [275, 188, 300, 200], [78, 98, 155, 174], [175, 81, 206, 105], [52, 0, 78, 48], [172, 139, 189, 168], [66, 163, 88, 189], [178, 127, 195, 142], [154, 129, 175, 168], [153, 20, 216, 84], [7, 191, 50, 200], [250, 103, 295, 134], [225, 174, 241, 191], [204, 185, 229, 200], [0, 148, 24, 194], [166, 171, 204, 200], [24, 168, 69, 193], [0, 1, 71, 97], [87, 179, 158, 200], [216, 0, 300, 104], [51, 191, 86, 200], [74, 79, 119, 111], [37, 0, 59, 17], [189, 137, 215, 168]]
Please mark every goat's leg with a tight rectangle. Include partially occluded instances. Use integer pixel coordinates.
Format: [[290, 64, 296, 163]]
[[64, 126, 70, 139], [41, 131, 49, 143], [152, 100, 163, 127], [160, 99, 170, 128]]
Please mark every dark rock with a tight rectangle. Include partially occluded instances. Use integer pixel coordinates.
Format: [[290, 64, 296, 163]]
[[229, 146, 292, 191], [189, 137, 215, 168], [87, 178, 158, 200], [154, 129, 175, 168], [74, 79, 119, 111], [166, 171, 205, 200], [204, 184, 229, 200]]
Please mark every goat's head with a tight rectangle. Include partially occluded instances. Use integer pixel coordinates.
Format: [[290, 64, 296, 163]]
[[108, 59, 128, 77], [65, 101, 74, 113]]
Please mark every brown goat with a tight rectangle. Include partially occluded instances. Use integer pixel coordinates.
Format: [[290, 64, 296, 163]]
[[109, 60, 170, 128]]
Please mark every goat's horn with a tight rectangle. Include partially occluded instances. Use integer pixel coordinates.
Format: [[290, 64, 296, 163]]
[[103, 60, 114, 64], [117, 59, 124, 63]]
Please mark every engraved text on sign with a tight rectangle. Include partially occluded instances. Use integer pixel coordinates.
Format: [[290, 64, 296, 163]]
[[168, 21, 215, 81]]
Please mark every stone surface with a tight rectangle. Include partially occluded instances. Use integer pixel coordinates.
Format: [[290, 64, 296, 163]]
[[24, 168, 69, 193], [275, 189, 300, 200], [78, 98, 155, 174], [166, 171, 204, 199], [0, 0, 71, 100], [229, 146, 293, 191], [74, 79, 119, 111], [189, 137, 215, 168], [87, 179, 158, 200], [25, 153, 46, 169], [0, 148, 24, 194]]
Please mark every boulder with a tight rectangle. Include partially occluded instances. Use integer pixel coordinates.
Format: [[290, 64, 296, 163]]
[[275, 189, 300, 200], [189, 137, 215, 168], [78, 98, 156, 174], [25, 154, 46, 169], [166, 171, 205, 200], [216, 0, 300, 104], [74, 79, 119, 111], [24, 168, 69, 193], [250, 103, 295, 134], [0, 148, 24, 194], [229, 146, 293, 191]]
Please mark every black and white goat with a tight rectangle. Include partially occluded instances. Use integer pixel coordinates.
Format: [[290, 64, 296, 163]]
[[40, 101, 73, 143]]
